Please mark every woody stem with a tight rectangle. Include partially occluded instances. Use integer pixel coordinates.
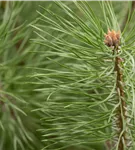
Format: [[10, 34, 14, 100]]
[[114, 47, 127, 150]]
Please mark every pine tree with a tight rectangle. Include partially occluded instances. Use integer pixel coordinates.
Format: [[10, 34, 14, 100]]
[[31, 1, 135, 150], [1, 1, 135, 150]]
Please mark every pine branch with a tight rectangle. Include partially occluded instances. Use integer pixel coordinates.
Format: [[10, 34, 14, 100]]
[[115, 46, 126, 150], [104, 29, 128, 149], [31, 1, 135, 150]]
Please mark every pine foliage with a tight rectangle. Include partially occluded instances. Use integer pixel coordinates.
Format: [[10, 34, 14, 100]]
[[1, 1, 135, 150], [31, 1, 135, 150]]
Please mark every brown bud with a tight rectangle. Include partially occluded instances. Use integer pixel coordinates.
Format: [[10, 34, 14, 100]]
[[104, 29, 120, 47]]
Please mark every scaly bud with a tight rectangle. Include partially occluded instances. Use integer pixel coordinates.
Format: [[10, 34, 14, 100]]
[[104, 29, 120, 47]]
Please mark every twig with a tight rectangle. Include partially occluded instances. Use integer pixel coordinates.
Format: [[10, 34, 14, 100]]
[[114, 46, 126, 150], [104, 30, 127, 150]]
